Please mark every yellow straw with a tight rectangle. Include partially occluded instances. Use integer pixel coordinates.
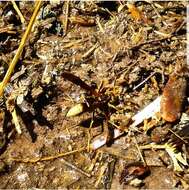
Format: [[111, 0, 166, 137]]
[[0, 1, 42, 97]]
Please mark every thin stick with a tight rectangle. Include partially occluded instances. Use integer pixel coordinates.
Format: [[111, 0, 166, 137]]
[[174, 19, 186, 34], [11, 146, 86, 163], [168, 129, 188, 144], [82, 43, 99, 59], [0, 25, 16, 34], [64, 0, 70, 35], [0, 0, 42, 97], [61, 158, 91, 178], [96, 17, 105, 33], [11, 147, 91, 177], [133, 136, 146, 166], [11, 0, 26, 24], [133, 72, 156, 90], [87, 119, 94, 152], [11, 109, 22, 134], [139, 144, 165, 150]]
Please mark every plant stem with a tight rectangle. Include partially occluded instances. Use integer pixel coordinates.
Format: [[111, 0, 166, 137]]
[[0, 0, 42, 97]]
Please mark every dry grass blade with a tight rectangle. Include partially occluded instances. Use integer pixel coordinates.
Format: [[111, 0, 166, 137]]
[[11, 146, 86, 162], [0, 25, 16, 34], [10, 147, 91, 177], [61, 158, 91, 177], [87, 119, 94, 152], [11, 109, 22, 134], [96, 17, 105, 33], [133, 136, 146, 166], [82, 43, 99, 59], [64, 0, 70, 35], [0, 0, 42, 97], [11, 0, 26, 24]]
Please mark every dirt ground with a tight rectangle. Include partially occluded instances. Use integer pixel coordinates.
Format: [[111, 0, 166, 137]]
[[0, 1, 188, 189]]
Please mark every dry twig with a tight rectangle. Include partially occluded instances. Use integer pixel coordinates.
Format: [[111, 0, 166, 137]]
[[11, 146, 86, 163], [10, 146, 91, 177], [64, 0, 70, 35]]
